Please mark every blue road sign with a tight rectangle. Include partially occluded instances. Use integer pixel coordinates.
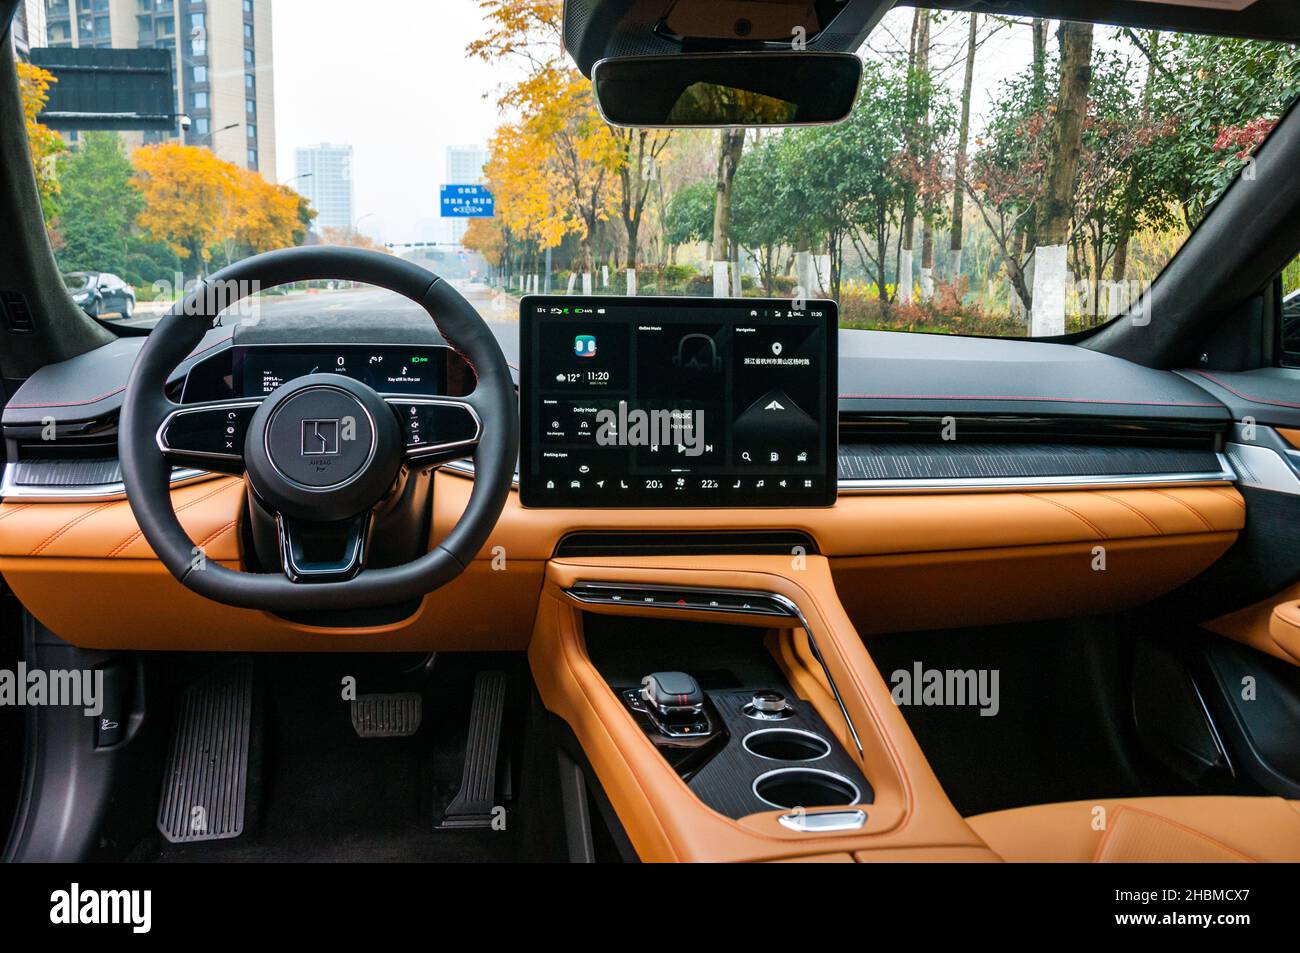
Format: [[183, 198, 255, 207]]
[[440, 184, 494, 218]]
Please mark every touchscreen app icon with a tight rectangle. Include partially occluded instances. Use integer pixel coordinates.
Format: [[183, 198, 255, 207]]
[[574, 334, 597, 358]]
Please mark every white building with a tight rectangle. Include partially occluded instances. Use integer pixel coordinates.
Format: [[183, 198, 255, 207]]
[[295, 142, 354, 234]]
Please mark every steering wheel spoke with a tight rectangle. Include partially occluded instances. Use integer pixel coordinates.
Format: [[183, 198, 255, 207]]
[[156, 398, 263, 474], [276, 510, 372, 583], [385, 396, 482, 467]]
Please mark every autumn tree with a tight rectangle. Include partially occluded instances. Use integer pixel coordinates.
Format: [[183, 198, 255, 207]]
[[16, 62, 64, 220], [132, 144, 305, 278], [318, 227, 391, 254], [230, 169, 305, 259], [471, 0, 622, 271]]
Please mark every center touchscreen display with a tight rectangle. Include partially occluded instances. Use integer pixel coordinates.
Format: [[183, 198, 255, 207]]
[[520, 296, 837, 508]]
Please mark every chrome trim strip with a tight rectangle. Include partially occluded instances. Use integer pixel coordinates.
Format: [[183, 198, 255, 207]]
[[1224, 442, 1300, 496], [742, 727, 832, 763], [777, 808, 867, 833], [752, 767, 861, 812], [0, 464, 218, 502], [444, 459, 1237, 493], [837, 469, 1236, 493], [383, 396, 482, 460], [566, 581, 864, 757]]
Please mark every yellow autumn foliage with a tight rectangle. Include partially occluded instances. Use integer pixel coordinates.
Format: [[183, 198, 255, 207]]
[[131, 143, 303, 271], [16, 61, 65, 216]]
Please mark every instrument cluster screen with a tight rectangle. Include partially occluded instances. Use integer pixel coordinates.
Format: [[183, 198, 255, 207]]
[[182, 344, 476, 402], [520, 296, 837, 508]]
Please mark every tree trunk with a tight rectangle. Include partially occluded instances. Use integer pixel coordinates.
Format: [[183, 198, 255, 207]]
[[1114, 31, 1159, 284], [950, 13, 978, 279], [1035, 21, 1094, 247], [1031, 19, 1049, 107], [712, 128, 746, 268]]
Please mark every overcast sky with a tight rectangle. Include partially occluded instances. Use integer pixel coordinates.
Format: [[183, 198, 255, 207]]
[[271, 0, 508, 245]]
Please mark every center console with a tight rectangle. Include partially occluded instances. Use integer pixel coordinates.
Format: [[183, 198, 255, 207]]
[[529, 555, 996, 863]]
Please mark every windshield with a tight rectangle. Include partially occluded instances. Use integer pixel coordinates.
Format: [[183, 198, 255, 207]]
[[61, 272, 90, 290], [21, 2, 1300, 338]]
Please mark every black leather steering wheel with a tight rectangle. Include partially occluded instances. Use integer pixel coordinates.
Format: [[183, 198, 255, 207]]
[[119, 246, 518, 611]]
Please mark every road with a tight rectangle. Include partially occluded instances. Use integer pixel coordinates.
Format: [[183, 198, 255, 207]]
[[115, 280, 523, 366]]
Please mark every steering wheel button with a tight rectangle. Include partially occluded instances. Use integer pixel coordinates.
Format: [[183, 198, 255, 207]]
[[161, 403, 258, 460]]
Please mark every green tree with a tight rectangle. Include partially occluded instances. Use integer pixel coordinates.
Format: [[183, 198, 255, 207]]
[[730, 136, 791, 295], [662, 180, 715, 250], [1141, 33, 1300, 228], [774, 61, 915, 301], [54, 132, 142, 277]]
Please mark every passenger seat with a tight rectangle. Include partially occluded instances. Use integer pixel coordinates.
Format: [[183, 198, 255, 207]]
[[967, 797, 1300, 862]]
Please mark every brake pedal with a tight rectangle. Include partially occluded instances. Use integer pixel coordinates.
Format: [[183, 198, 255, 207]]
[[351, 692, 422, 738], [157, 661, 253, 844], [438, 671, 508, 829]]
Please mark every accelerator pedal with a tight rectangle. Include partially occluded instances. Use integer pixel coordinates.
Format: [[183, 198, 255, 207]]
[[157, 661, 253, 844], [351, 692, 423, 738], [438, 671, 508, 829]]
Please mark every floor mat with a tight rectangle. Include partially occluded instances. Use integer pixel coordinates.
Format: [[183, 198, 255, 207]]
[[862, 616, 1189, 817], [128, 652, 564, 863]]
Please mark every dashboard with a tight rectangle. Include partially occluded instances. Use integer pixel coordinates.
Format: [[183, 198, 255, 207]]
[[519, 296, 838, 508]]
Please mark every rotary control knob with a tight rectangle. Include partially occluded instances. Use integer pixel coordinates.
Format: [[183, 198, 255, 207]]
[[744, 689, 793, 720]]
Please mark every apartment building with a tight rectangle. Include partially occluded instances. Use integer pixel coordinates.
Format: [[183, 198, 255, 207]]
[[11, 1, 49, 57], [42, 0, 276, 179]]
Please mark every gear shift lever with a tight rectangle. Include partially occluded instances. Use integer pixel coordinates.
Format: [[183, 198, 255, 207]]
[[641, 672, 704, 716], [637, 672, 711, 737]]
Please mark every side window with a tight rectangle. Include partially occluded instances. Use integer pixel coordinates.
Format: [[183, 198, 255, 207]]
[[1283, 252, 1300, 366]]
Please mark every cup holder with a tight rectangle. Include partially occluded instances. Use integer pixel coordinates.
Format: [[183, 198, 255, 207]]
[[742, 728, 831, 762], [753, 768, 860, 810]]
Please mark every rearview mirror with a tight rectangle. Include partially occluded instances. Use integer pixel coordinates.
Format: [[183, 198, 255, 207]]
[[592, 52, 862, 128]]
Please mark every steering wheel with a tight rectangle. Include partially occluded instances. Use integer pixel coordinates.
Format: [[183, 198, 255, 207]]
[[118, 246, 517, 612]]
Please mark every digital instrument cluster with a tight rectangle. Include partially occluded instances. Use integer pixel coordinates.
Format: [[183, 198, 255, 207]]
[[180, 344, 475, 402]]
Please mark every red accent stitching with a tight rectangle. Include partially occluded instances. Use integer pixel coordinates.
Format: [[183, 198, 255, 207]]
[[1188, 370, 1300, 410], [838, 392, 1218, 407]]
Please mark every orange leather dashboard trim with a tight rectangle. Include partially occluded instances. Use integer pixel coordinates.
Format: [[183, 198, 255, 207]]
[[529, 556, 987, 862], [433, 473, 1245, 561], [1277, 428, 1300, 450], [1204, 582, 1300, 666], [0, 476, 245, 560], [0, 471, 1243, 649]]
